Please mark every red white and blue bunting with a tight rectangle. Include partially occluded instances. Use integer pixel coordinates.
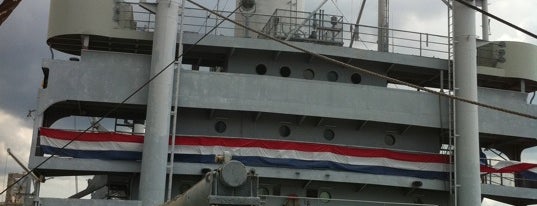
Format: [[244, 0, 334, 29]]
[[39, 128, 537, 181]]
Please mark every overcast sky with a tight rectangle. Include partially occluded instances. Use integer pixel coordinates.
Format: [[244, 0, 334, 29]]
[[0, 0, 536, 205]]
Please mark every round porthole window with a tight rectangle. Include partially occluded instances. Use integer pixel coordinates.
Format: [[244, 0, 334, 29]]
[[279, 125, 291, 137], [280, 66, 291, 77], [327, 71, 339, 82], [385, 134, 396, 146], [303, 69, 315, 80], [351, 73, 362, 84], [323, 129, 335, 141], [215, 121, 227, 133], [258, 187, 270, 200], [256, 64, 267, 75], [319, 191, 331, 203]]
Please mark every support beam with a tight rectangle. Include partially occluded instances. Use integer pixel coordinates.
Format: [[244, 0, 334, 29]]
[[253, 112, 262, 122], [316, 117, 325, 127], [139, 0, 180, 205], [303, 180, 313, 189], [297, 115, 307, 125], [356, 120, 368, 131], [356, 184, 368, 192], [385, 63, 396, 75], [209, 109, 216, 120], [453, 1, 481, 205], [398, 125, 412, 135]]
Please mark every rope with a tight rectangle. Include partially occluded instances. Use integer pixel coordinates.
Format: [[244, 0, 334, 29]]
[[452, 0, 537, 40], [186, 0, 537, 120]]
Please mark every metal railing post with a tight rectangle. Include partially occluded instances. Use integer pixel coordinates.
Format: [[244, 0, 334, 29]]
[[419, 33, 423, 56]]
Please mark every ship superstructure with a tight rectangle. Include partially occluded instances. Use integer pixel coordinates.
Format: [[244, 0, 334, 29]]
[[10, 0, 537, 205]]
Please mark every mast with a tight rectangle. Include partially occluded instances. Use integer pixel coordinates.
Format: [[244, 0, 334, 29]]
[[453, 0, 481, 205], [481, 0, 489, 41], [139, 0, 180, 205], [377, 0, 389, 52]]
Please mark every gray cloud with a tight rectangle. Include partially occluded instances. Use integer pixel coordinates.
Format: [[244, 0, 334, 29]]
[[0, 0, 51, 119]]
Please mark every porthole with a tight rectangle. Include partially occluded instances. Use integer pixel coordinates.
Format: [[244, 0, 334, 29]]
[[256, 64, 267, 75], [351, 73, 362, 84], [258, 187, 270, 200], [279, 125, 291, 137], [327, 71, 339, 82], [214, 121, 227, 133], [323, 129, 335, 141], [385, 134, 396, 146], [319, 191, 331, 203], [303, 69, 315, 80], [280, 66, 291, 77]]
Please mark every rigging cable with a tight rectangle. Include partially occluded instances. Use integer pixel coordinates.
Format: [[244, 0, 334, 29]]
[[452, 0, 537, 40], [330, 0, 351, 23], [186, 0, 537, 120], [0, 2, 243, 196]]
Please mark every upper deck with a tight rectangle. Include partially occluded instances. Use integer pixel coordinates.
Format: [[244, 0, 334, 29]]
[[46, 0, 537, 92]]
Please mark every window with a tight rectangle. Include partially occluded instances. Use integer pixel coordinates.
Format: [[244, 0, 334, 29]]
[[319, 191, 331, 203], [385, 134, 396, 146], [215, 121, 227, 133], [323, 129, 335, 141], [351, 73, 362, 84], [327, 71, 338, 82], [303, 69, 315, 80], [279, 125, 291, 137], [280, 66, 291, 77], [256, 64, 267, 75]]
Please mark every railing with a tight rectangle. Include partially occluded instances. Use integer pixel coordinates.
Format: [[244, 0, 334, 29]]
[[482, 159, 537, 189], [260, 9, 345, 46], [116, 2, 450, 59], [260, 195, 439, 206]]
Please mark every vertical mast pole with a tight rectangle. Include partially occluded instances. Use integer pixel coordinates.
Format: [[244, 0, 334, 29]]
[[481, 0, 489, 41], [139, 0, 180, 205], [453, 0, 481, 205], [377, 0, 389, 52]]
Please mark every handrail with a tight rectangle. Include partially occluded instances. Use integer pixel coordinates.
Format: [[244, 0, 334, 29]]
[[260, 195, 439, 206], [116, 3, 450, 59], [481, 158, 537, 189]]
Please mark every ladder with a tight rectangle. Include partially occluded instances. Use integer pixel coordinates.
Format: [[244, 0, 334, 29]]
[[446, 0, 458, 205]]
